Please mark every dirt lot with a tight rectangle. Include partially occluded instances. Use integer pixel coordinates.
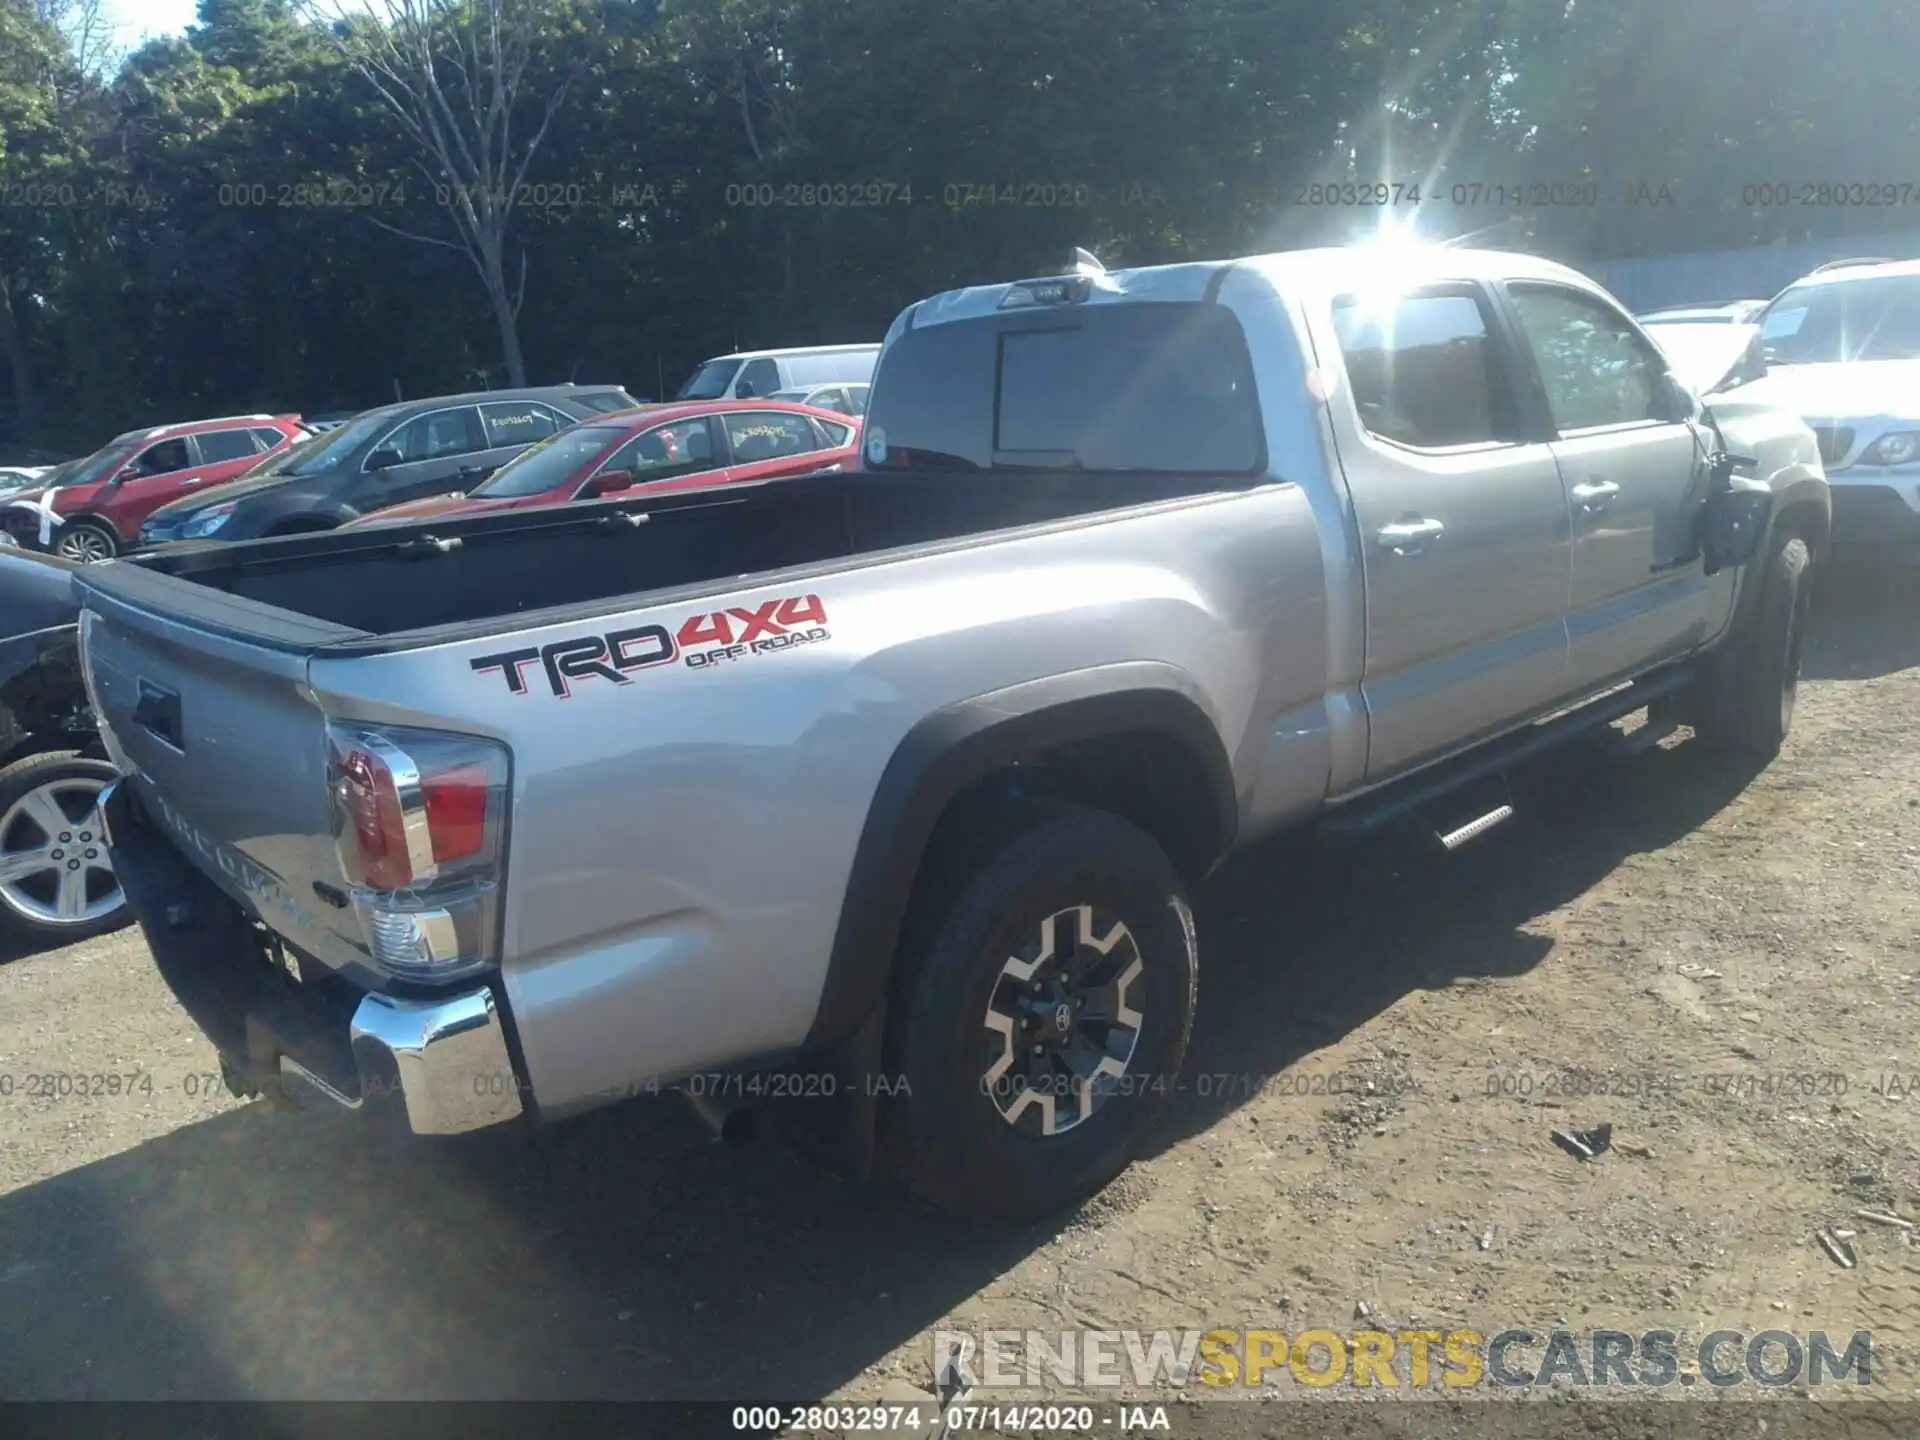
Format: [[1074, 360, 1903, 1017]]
[[0, 563, 1916, 1420]]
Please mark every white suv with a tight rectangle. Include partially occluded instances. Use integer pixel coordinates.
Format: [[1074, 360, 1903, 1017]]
[[1742, 258, 1920, 559]]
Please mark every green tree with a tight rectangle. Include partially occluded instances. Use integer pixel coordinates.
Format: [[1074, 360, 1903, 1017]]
[[0, 0, 91, 439]]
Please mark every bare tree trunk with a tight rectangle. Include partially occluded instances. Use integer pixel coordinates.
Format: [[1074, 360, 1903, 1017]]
[[310, 0, 589, 391], [479, 242, 528, 387], [0, 278, 37, 438]]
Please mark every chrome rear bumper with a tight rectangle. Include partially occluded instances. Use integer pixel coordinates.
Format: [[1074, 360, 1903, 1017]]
[[102, 776, 526, 1136]]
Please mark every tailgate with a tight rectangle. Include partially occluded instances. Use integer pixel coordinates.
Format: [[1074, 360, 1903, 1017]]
[[76, 563, 373, 972]]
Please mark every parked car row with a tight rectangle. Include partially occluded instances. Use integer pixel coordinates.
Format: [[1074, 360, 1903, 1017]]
[[3, 346, 882, 564], [0, 353, 877, 942], [2, 413, 312, 559], [136, 385, 640, 545], [347, 399, 861, 529]]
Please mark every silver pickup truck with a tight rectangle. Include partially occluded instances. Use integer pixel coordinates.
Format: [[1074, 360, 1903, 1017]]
[[75, 246, 1826, 1221]]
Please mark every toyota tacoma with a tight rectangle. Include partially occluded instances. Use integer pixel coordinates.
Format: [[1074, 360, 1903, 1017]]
[[75, 245, 1825, 1220]]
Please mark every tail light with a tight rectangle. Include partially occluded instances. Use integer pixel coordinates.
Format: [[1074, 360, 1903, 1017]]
[[326, 723, 510, 983]]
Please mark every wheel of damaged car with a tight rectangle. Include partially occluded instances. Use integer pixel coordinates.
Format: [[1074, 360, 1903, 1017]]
[[885, 803, 1197, 1222], [53, 522, 117, 563], [0, 751, 130, 944]]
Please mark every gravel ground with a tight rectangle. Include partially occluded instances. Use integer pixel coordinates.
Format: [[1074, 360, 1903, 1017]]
[[0, 561, 1915, 1419]]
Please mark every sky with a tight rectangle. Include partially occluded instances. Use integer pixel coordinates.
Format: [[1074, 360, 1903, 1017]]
[[106, 0, 200, 49]]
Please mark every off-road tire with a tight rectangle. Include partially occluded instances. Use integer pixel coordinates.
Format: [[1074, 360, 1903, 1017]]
[[884, 803, 1197, 1223], [1691, 532, 1813, 760]]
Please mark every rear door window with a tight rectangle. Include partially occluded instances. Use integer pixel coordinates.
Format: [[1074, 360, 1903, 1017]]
[[384, 406, 487, 464], [865, 302, 1263, 473], [722, 410, 823, 462], [1331, 289, 1517, 448], [249, 426, 291, 450], [479, 401, 563, 448], [195, 428, 262, 463]]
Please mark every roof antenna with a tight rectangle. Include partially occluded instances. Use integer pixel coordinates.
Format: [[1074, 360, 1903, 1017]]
[[1068, 246, 1106, 275]]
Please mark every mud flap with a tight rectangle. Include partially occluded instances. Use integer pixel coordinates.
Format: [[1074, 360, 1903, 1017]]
[[781, 1002, 887, 1181]]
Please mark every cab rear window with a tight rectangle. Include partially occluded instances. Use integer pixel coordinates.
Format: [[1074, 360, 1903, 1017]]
[[865, 302, 1264, 474]]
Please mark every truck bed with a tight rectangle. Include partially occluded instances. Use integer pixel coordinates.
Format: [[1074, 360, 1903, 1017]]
[[81, 468, 1239, 649]]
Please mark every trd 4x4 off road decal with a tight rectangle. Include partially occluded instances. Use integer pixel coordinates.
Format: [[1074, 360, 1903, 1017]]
[[471, 593, 831, 697]]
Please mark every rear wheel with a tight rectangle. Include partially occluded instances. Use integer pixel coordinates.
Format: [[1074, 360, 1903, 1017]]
[[0, 752, 129, 944], [1691, 532, 1813, 759], [54, 521, 118, 563], [884, 804, 1197, 1222]]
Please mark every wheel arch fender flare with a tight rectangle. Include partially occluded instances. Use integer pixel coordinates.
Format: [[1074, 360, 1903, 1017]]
[[1727, 480, 1826, 637], [57, 511, 121, 543], [802, 662, 1238, 1053]]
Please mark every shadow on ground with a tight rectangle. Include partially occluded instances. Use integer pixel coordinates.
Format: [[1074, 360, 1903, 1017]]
[[0, 556, 1910, 1403], [0, 751, 1768, 1404], [1802, 553, 1919, 681]]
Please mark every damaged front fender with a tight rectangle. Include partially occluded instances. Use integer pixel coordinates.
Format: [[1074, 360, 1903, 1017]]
[[0, 626, 95, 762]]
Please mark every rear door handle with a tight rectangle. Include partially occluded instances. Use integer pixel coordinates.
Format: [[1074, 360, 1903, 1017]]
[[1571, 478, 1620, 512], [1376, 518, 1445, 555]]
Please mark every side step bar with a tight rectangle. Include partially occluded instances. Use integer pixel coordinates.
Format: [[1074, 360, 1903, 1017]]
[[1318, 663, 1696, 847]]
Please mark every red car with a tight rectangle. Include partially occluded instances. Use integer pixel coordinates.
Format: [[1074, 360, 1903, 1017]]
[[344, 400, 860, 529], [9, 414, 308, 561]]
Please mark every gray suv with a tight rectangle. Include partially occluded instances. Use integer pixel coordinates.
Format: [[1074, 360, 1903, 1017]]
[[137, 384, 639, 545]]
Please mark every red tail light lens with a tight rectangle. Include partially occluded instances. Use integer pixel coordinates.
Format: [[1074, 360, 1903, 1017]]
[[422, 763, 490, 864]]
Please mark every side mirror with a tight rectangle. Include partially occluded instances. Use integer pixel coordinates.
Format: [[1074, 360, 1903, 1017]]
[[366, 448, 403, 472], [1701, 472, 1771, 575], [583, 468, 633, 497], [457, 463, 497, 487]]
